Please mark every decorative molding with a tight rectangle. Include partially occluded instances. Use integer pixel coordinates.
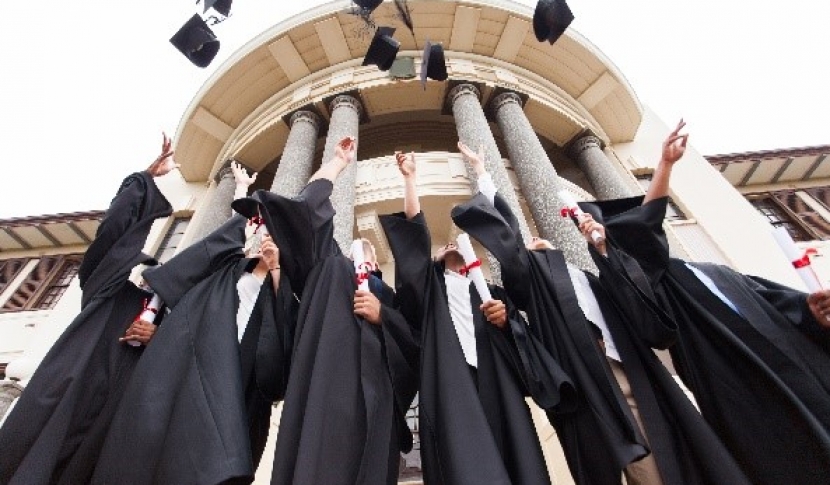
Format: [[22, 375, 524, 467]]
[[214, 160, 238, 184], [567, 133, 603, 158], [489, 91, 523, 116], [328, 94, 364, 117], [289, 110, 321, 130], [448, 83, 481, 105]]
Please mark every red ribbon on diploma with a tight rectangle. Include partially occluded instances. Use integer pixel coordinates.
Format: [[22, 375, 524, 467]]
[[133, 298, 157, 323], [459, 259, 482, 277], [248, 215, 265, 234], [560, 207, 578, 218], [792, 248, 818, 269], [355, 262, 374, 286]]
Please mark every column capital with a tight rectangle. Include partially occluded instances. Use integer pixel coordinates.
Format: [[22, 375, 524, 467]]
[[289, 109, 321, 130], [489, 91, 524, 115], [328, 94, 363, 118], [567, 133, 603, 159], [448, 83, 481, 105], [214, 159, 236, 184], [215, 159, 253, 184]]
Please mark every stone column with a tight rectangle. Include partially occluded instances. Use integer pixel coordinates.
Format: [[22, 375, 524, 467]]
[[270, 110, 321, 197], [568, 134, 637, 200], [449, 84, 531, 242], [0, 380, 23, 423], [491, 92, 594, 270], [189, 162, 238, 242], [321, 94, 363, 253]]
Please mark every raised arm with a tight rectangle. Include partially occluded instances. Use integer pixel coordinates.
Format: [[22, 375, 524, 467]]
[[643, 119, 689, 205], [231, 161, 257, 202], [309, 136, 356, 184], [458, 141, 496, 204], [78, 133, 175, 304], [395, 151, 420, 219]]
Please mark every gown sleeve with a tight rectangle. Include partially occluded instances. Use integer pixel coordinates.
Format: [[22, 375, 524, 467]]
[[453, 196, 576, 412], [747, 274, 830, 348], [79, 171, 172, 307], [378, 212, 433, 332], [451, 192, 531, 309], [579, 196, 671, 283], [143, 216, 245, 309], [591, 245, 678, 349]]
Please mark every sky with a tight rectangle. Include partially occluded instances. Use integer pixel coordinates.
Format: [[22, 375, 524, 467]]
[[0, 0, 827, 218]]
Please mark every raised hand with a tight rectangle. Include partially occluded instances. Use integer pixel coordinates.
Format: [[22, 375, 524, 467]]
[[146, 132, 180, 177], [334, 136, 357, 165], [231, 161, 257, 187], [660, 119, 689, 166], [395, 151, 415, 178], [457, 141, 487, 175]]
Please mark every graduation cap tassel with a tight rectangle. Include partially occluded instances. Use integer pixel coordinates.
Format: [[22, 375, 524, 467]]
[[393, 0, 416, 44]]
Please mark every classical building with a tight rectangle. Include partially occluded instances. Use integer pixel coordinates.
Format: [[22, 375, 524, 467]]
[[707, 145, 830, 285], [2, 0, 826, 483]]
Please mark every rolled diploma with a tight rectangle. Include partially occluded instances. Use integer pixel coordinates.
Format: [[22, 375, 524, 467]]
[[129, 293, 162, 347], [771, 227, 822, 293], [558, 190, 603, 244], [456, 233, 492, 302], [351, 239, 370, 291]]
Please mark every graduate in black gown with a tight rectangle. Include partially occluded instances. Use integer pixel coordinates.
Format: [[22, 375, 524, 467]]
[[0, 135, 176, 485], [92, 162, 298, 485], [449, 142, 750, 485], [579, 120, 830, 485], [232, 137, 419, 485], [378, 151, 571, 485]]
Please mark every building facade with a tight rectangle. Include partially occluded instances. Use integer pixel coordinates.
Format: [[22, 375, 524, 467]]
[[1, 0, 826, 483]]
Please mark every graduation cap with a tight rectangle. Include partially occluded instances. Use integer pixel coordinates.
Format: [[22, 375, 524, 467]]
[[354, 0, 384, 13], [419, 41, 448, 89], [362, 26, 400, 72], [170, 14, 221, 68], [533, 0, 575, 44], [203, 0, 232, 17]]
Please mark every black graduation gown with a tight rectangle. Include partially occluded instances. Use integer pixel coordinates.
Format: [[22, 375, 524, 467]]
[[91, 216, 297, 485], [0, 171, 172, 485], [233, 179, 419, 485], [452, 192, 752, 485], [581, 195, 830, 485], [379, 211, 562, 485]]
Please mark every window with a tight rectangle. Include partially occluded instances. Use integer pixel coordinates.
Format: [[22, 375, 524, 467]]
[[635, 175, 687, 221], [35, 256, 83, 310], [154, 216, 191, 263], [0, 258, 29, 294], [1, 254, 82, 313], [749, 196, 814, 241]]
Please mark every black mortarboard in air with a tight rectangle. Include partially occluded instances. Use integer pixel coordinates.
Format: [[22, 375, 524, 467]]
[[362, 27, 400, 71], [533, 0, 574, 45], [203, 0, 232, 16], [170, 14, 221, 68], [354, 0, 384, 13], [419, 41, 448, 89]]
